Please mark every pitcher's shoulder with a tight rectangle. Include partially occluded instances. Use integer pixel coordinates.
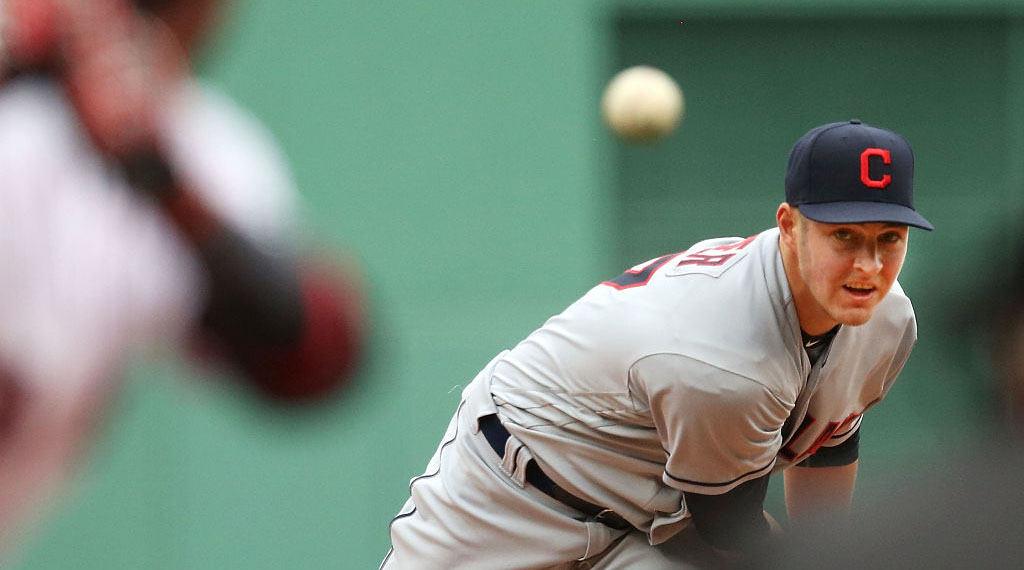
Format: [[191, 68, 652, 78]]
[[868, 280, 919, 339], [883, 280, 916, 315]]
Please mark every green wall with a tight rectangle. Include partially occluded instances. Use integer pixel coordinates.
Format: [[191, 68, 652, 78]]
[[10, 1, 1021, 568]]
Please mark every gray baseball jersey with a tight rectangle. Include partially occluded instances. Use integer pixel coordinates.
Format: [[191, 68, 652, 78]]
[[383, 227, 917, 568], [494, 227, 914, 536]]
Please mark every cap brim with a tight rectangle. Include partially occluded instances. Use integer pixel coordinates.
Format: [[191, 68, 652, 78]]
[[798, 201, 934, 231]]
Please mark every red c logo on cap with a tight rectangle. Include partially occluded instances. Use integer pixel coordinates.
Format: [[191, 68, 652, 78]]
[[860, 148, 891, 189]]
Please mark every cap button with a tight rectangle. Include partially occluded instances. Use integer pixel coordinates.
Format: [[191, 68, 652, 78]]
[[849, 119, 862, 124]]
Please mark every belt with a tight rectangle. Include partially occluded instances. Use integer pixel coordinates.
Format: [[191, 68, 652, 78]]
[[478, 414, 630, 530]]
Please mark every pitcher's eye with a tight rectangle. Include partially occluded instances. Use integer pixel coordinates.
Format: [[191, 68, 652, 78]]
[[879, 232, 903, 244], [833, 229, 854, 241]]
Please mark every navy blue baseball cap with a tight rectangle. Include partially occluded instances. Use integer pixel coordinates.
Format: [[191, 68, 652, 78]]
[[785, 120, 933, 231]]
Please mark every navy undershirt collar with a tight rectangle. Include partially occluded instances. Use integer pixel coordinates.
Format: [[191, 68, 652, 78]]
[[802, 325, 841, 366]]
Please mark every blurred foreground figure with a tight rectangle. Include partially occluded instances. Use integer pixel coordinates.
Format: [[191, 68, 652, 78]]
[[0, 0, 366, 555]]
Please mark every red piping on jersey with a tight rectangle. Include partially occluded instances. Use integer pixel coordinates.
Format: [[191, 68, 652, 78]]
[[602, 253, 679, 290], [781, 414, 818, 461]]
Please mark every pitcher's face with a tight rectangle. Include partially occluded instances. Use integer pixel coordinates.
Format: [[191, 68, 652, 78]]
[[794, 215, 909, 330]]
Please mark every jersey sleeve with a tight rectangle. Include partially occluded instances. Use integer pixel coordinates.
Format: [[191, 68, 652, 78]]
[[629, 353, 791, 495], [888, 316, 918, 386], [859, 306, 920, 414]]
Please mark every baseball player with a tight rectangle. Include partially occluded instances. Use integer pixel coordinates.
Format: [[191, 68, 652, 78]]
[[0, 0, 365, 555], [381, 120, 932, 569]]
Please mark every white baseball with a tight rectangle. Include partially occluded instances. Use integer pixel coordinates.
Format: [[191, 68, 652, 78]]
[[601, 65, 684, 143]]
